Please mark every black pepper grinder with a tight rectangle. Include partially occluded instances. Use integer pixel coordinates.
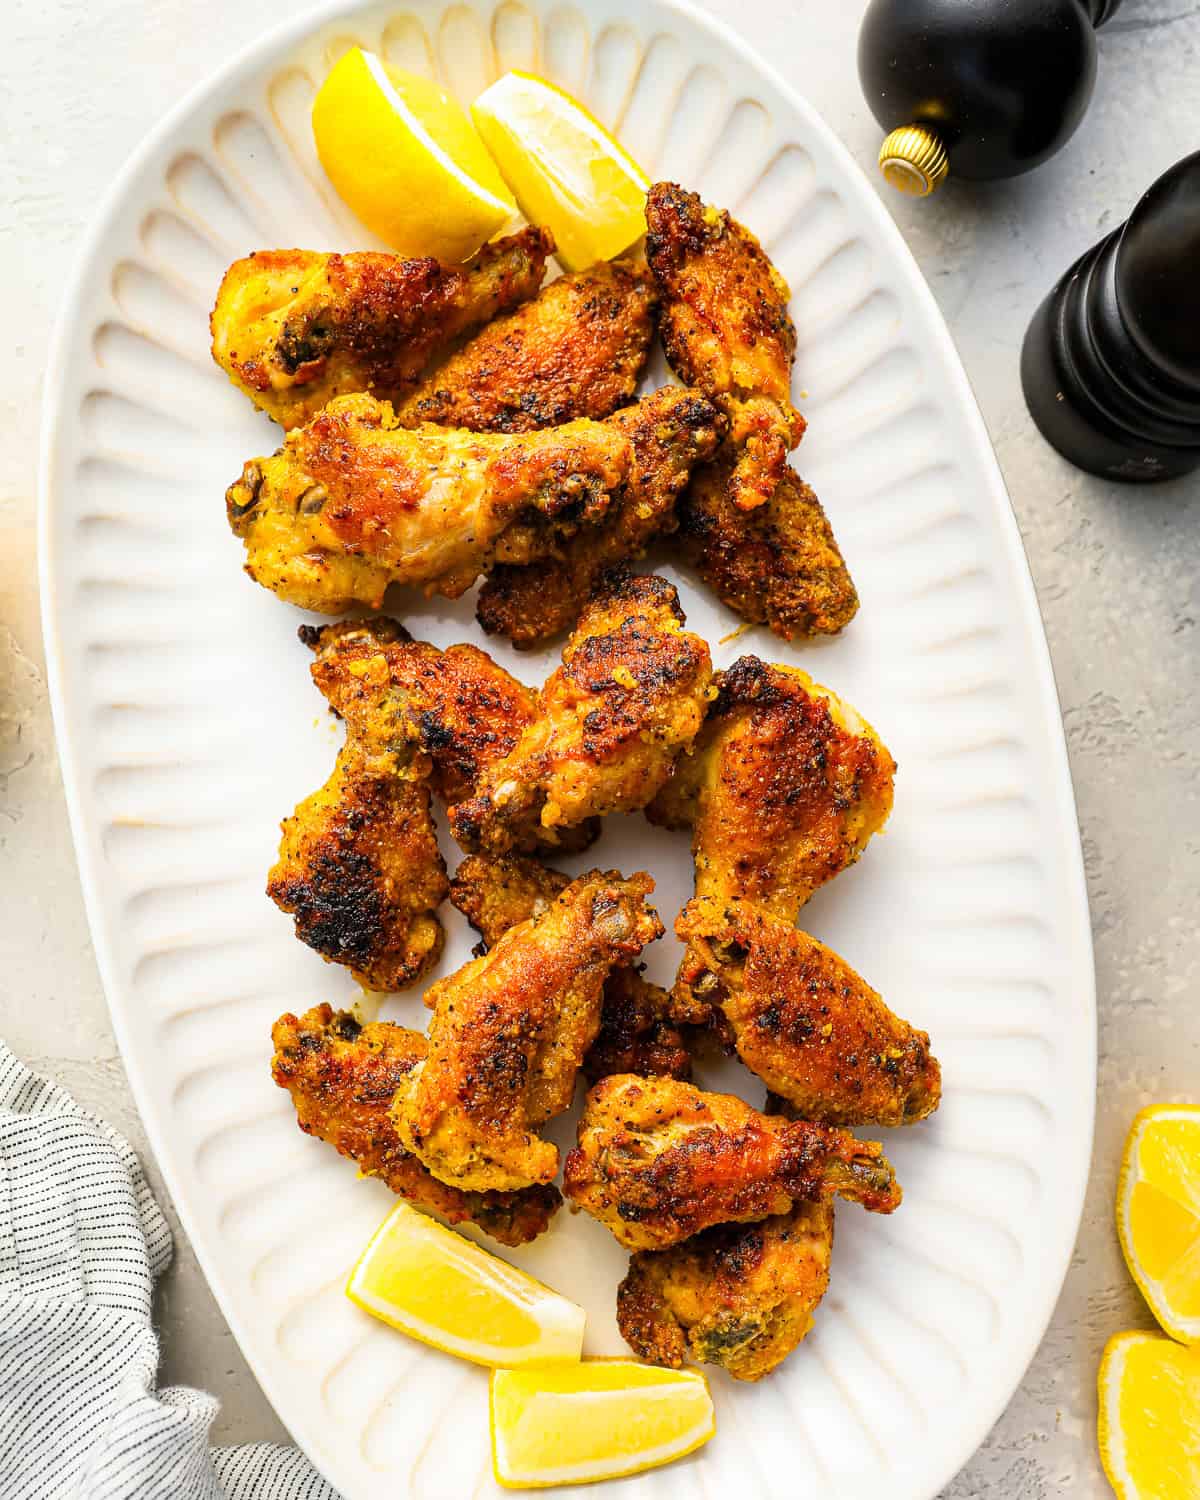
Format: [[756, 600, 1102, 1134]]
[[858, 0, 1123, 195], [1021, 152, 1200, 482]]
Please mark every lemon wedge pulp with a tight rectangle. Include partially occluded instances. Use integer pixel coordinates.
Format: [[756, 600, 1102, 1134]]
[[472, 72, 649, 271], [490, 1361, 714, 1488], [346, 1202, 585, 1367], [1118, 1104, 1200, 1342], [1099, 1331, 1200, 1500], [312, 47, 515, 261]]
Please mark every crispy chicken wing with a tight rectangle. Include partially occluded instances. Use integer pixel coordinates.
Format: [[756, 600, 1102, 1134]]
[[617, 1199, 833, 1380], [225, 393, 630, 612], [392, 871, 663, 1192], [395, 260, 657, 432], [650, 657, 895, 921], [270, 1004, 559, 1245], [646, 183, 804, 512], [564, 1074, 900, 1251], [449, 854, 692, 1082], [452, 572, 713, 854], [210, 229, 551, 428], [476, 387, 726, 647], [675, 899, 941, 1126], [678, 447, 858, 638]]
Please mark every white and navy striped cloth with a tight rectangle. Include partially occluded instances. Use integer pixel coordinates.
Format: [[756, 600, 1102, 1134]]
[[0, 1042, 341, 1499]]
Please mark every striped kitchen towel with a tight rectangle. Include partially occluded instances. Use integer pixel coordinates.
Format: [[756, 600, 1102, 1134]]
[[0, 1041, 341, 1500]]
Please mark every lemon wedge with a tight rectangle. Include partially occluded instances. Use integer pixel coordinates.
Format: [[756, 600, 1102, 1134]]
[[471, 72, 649, 271], [312, 48, 515, 261], [346, 1202, 585, 1367], [490, 1361, 714, 1488], [1118, 1104, 1200, 1342], [1099, 1331, 1200, 1500]]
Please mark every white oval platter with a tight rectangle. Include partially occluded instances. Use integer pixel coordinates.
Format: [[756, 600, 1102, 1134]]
[[38, 2, 1095, 1496]]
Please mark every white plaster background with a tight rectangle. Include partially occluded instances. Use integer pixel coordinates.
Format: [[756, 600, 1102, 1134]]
[[1, 0, 1197, 1492]]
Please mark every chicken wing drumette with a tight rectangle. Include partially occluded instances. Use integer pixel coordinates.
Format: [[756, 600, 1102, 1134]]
[[449, 854, 692, 1083], [395, 259, 657, 432], [452, 572, 713, 854], [392, 872, 663, 1193], [649, 656, 896, 921], [225, 393, 630, 612], [270, 1004, 559, 1246], [617, 1198, 834, 1380], [675, 899, 941, 1126], [476, 386, 726, 647], [210, 229, 551, 428], [646, 182, 804, 512], [563, 1074, 900, 1251]]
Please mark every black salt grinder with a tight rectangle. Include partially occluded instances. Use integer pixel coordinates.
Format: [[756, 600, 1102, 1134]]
[[1021, 151, 1200, 482]]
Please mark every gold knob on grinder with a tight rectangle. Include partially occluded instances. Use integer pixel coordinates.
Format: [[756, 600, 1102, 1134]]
[[878, 124, 950, 196]]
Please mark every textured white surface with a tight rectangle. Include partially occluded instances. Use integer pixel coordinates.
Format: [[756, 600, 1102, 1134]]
[[2, 3, 1197, 1499]]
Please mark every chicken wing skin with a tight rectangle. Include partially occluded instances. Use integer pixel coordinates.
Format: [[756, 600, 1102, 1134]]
[[678, 447, 858, 638], [270, 1004, 560, 1245], [476, 387, 726, 647], [210, 229, 552, 428], [675, 899, 941, 1126], [452, 572, 713, 854], [617, 1199, 834, 1380], [649, 656, 895, 921], [449, 854, 692, 1083], [395, 260, 657, 432], [563, 1074, 900, 1251], [646, 183, 804, 512], [392, 871, 663, 1192], [225, 393, 631, 612]]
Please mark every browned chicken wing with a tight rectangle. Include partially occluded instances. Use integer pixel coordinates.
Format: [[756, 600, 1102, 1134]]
[[395, 260, 657, 432], [646, 183, 804, 512], [675, 898, 941, 1126], [563, 1074, 900, 1251], [392, 872, 663, 1192], [617, 1199, 834, 1380], [452, 572, 713, 854], [210, 229, 551, 428], [270, 1003, 559, 1245]]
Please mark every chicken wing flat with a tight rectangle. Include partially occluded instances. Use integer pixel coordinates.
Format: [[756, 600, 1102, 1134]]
[[617, 1199, 833, 1380], [646, 182, 804, 512], [475, 387, 726, 647], [564, 1074, 900, 1251], [392, 871, 663, 1192], [270, 1004, 559, 1245], [225, 393, 631, 612], [210, 229, 551, 428], [267, 745, 447, 992], [650, 656, 896, 921], [678, 447, 858, 638], [675, 899, 941, 1126], [449, 854, 692, 1083], [395, 260, 657, 432], [452, 572, 713, 854]]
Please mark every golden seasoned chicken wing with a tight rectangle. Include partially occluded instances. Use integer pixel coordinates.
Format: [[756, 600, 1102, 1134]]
[[678, 448, 858, 638], [452, 572, 713, 854], [395, 259, 657, 432], [449, 854, 692, 1083], [650, 657, 895, 921], [210, 229, 551, 428], [476, 386, 726, 646], [617, 1199, 834, 1380], [675, 899, 941, 1126], [267, 744, 446, 993], [270, 1004, 560, 1245], [563, 1074, 900, 1251], [225, 393, 630, 612], [646, 182, 804, 512], [392, 871, 663, 1192]]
